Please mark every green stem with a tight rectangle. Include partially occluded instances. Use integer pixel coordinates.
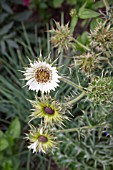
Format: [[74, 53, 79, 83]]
[[46, 24, 50, 53], [27, 151, 31, 170], [57, 123, 109, 133], [102, 0, 109, 12], [22, 23, 34, 57], [61, 77, 84, 92], [73, 39, 90, 51], [58, 48, 63, 66], [64, 91, 85, 105]]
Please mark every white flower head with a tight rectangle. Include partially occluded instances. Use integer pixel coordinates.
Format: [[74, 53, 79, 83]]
[[24, 55, 60, 93], [27, 126, 57, 154]]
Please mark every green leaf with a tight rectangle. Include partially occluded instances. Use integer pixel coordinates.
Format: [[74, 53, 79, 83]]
[[3, 160, 13, 170], [3, 32, 16, 40], [79, 1, 87, 14], [39, 2, 47, 8], [81, 31, 89, 44], [13, 11, 32, 21], [0, 130, 4, 137], [0, 138, 9, 151], [0, 13, 9, 24], [0, 41, 6, 54], [90, 18, 104, 31], [0, 22, 14, 36], [70, 16, 78, 33], [6, 118, 21, 139], [53, 0, 64, 7], [92, 0, 104, 10], [11, 0, 23, 5], [1, 2, 13, 14], [67, 0, 77, 5], [6, 40, 19, 48], [79, 8, 100, 19]]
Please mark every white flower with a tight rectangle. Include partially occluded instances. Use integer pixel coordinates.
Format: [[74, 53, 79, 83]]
[[27, 127, 56, 154], [24, 61, 60, 93]]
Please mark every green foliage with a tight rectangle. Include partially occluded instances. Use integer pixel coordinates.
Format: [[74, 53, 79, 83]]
[[6, 118, 21, 139], [78, 2, 100, 19], [0, 0, 32, 54], [53, 0, 64, 8], [0, 137, 9, 152], [54, 128, 113, 170], [0, 46, 33, 121], [70, 9, 78, 33], [0, 118, 21, 170]]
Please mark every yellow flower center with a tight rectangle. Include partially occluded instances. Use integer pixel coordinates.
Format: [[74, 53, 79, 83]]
[[38, 135, 48, 143], [44, 107, 54, 115], [35, 67, 51, 83]]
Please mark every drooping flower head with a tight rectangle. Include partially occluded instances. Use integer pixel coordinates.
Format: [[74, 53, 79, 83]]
[[26, 125, 56, 153], [23, 53, 60, 93], [29, 95, 70, 126]]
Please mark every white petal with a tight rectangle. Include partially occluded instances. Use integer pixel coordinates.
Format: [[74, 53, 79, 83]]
[[28, 141, 38, 153], [26, 78, 34, 85], [29, 81, 38, 90], [24, 75, 33, 80], [26, 67, 34, 73], [40, 128, 43, 135]]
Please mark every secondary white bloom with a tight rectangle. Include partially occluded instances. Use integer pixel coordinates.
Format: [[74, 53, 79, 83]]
[[27, 127, 56, 153], [24, 60, 60, 93]]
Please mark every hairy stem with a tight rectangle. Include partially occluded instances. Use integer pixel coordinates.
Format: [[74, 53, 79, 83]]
[[102, 0, 109, 12], [64, 91, 85, 105], [57, 123, 109, 133], [73, 39, 90, 51], [61, 77, 84, 92]]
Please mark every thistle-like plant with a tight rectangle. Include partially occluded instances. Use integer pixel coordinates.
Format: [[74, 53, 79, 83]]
[[23, 52, 60, 93], [29, 95, 70, 126], [21, 1, 113, 160], [89, 21, 113, 54], [86, 76, 113, 105], [49, 21, 73, 53], [74, 52, 101, 75], [26, 125, 57, 153]]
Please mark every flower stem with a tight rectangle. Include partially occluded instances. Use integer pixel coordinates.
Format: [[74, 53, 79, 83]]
[[58, 48, 63, 66], [61, 77, 84, 92], [102, 0, 109, 12], [73, 39, 90, 51], [65, 91, 85, 105], [61, 77, 86, 105], [57, 123, 109, 133]]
